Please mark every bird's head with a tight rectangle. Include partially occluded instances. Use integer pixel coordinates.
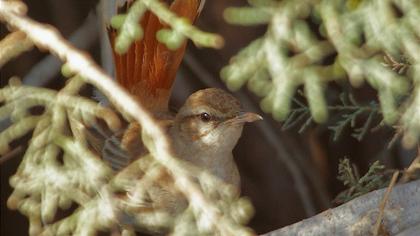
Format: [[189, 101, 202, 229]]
[[171, 88, 262, 154]]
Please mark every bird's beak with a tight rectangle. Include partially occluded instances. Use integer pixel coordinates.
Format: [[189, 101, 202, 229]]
[[227, 112, 263, 125]]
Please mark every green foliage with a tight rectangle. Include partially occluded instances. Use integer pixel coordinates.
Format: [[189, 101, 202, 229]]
[[334, 158, 389, 204], [111, 0, 224, 53], [0, 73, 254, 235], [112, 0, 147, 53], [283, 91, 380, 141], [221, 0, 420, 147], [0, 0, 252, 234], [1, 0, 418, 234], [326, 93, 380, 142], [224, 7, 272, 25], [1, 76, 119, 235]]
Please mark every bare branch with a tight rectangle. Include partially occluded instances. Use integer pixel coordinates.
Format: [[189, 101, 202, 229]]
[[22, 12, 99, 86], [373, 171, 399, 236], [263, 180, 420, 236], [0, 1, 248, 234]]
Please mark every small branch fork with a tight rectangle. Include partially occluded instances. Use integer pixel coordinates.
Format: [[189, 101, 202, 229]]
[[0, 1, 244, 234]]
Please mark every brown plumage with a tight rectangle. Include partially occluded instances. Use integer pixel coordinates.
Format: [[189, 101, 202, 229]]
[[94, 0, 204, 170], [86, 1, 262, 233]]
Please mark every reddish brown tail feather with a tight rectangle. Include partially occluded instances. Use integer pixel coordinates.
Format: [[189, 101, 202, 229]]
[[108, 0, 202, 113]]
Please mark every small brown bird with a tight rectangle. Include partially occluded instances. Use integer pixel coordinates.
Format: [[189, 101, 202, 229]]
[[169, 88, 261, 189], [87, 0, 261, 232]]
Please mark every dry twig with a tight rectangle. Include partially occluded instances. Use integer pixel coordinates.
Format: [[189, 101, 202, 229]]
[[0, 31, 33, 67], [23, 12, 99, 86], [0, 145, 24, 165], [0, 1, 247, 234], [373, 171, 399, 236]]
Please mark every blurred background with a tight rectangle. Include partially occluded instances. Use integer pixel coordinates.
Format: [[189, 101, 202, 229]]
[[1, 0, 417, 235]]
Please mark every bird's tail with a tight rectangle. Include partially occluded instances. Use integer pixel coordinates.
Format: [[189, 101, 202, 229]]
[[107, 0, 203, 113]]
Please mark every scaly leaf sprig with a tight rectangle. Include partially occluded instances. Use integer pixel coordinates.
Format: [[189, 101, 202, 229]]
[[0, 1, 254, 234], [0, 76, 120, 235], [221, 0, 419, 147], [110, 0, 224, 53], [283, 92, 380, 142], [334, 158, 389, 204]]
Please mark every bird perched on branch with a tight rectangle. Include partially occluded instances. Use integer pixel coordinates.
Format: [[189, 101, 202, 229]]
[[86, 0, 261, 232]]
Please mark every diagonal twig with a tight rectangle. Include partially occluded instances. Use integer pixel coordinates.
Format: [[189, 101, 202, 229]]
[[373, 171, 399, 236], [23, 12, 99, 86], [0, 31, 33, 67], [0, 145, 24, 165], [0, 2, 245, 234]]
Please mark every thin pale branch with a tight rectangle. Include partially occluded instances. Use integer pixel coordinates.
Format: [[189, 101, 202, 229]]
[[0, 31, 33, 67], [0, 2, 247, 234], [373, 171, 399, 236], [0, 145, 24, 165], [22, 12, 99, 86]]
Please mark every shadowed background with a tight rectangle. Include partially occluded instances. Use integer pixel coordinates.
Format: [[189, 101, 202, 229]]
[[1, 0, 416, 235]]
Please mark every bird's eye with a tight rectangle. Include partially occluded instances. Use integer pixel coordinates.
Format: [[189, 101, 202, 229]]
[[200, 112, 211, 122]]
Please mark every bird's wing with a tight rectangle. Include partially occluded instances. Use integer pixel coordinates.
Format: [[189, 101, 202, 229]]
[[85, 116, 174, 171], [107, 0, 203, 113], [85, 121, 146, 171]]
